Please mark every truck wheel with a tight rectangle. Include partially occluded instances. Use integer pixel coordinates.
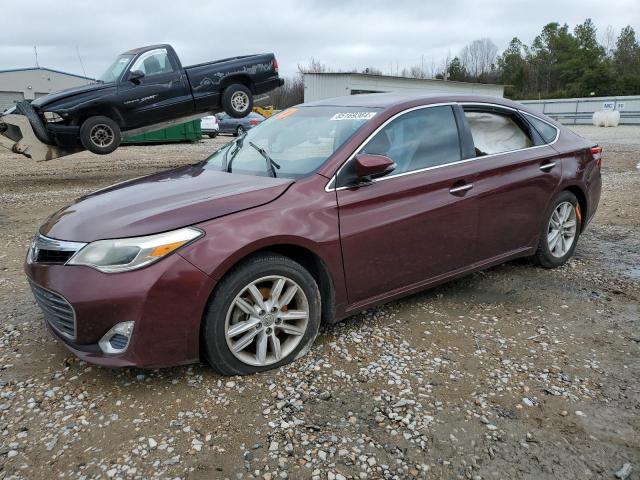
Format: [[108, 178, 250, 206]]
[[15, 101, 51, 144], [222, 84, 253, 118], [79, 116, 121, 155]]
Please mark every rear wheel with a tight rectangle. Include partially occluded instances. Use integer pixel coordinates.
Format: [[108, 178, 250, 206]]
[[207, 132, 218, 139], [235, 125, 245, 136], [222, 84, 253, 118], [202, 253, 321, 375], [79, 116, 121, 155], [535, 191, 582, 268]]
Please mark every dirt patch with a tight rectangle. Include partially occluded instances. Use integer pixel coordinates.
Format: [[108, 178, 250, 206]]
[[0, 127, 638, 479]]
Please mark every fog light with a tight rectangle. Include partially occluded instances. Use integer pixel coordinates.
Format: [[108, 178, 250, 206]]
[[99, 321, 134, 354]]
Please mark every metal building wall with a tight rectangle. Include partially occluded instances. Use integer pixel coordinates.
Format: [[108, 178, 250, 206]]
[[0, 68, 93, 110], [520, 96, 640, 125], [303, 73, 504, 102]]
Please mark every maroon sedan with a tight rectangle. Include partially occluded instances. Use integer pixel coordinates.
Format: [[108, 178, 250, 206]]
[[25, 94, 602, 374]]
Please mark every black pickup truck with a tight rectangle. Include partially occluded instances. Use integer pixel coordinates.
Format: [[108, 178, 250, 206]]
[[17, 44, 283, 154]]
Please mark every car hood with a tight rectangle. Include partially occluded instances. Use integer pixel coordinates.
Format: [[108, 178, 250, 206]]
[[40, 164, 293, 242], [31, 83, 112, 109]]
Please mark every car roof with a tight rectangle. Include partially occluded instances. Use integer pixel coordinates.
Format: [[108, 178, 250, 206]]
[[122, 44, 172, 55], [300, 92, 529, 112]]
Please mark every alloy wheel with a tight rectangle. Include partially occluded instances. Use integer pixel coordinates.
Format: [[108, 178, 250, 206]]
[[89, 124, 115, 147], [547, 201, 577, 258], [224, 275, 309, 367], [231, 91, 249, 112]]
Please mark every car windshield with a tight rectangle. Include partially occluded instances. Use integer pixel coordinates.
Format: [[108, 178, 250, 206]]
[[98, 54, 134, 83], [203, 106, 380, 178]]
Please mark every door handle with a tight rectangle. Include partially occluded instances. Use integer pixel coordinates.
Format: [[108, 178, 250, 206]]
[[540, 162, 556, 172], [449, 183, 473, 194]]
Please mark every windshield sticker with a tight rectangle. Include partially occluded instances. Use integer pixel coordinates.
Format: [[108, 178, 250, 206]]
[[275, 108, 298, 120], [330, 112, 377, 121]]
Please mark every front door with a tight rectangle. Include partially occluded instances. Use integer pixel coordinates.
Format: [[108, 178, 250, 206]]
[[336, 105, 479, 306], [119, 48, 192, 128]]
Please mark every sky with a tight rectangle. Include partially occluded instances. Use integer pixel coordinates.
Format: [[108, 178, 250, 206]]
[[1, 0, 638, 79]]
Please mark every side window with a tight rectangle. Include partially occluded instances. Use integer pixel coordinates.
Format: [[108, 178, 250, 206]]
[[524, 113, 558, 144], [130, 49, 174, 77], [362, 106, 461, 174], [463, 110, 533, 156]]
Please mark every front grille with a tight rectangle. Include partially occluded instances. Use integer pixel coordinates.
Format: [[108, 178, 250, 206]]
[[29, 282, 76, 339], [28, 234, 86, 265], [34, 249, 75, 264]]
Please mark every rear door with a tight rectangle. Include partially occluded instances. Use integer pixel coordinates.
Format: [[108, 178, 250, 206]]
[[336, 105, 479, 306], [119, 48, 192, 127], [459, 105, 562, 262]]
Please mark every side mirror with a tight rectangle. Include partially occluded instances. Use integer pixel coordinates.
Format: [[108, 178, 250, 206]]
[[129, 70, 145, 84], [354, 153, 396, 181]]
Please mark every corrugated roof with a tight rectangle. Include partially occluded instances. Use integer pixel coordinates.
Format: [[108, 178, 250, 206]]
[[0, 67, 94, 80]]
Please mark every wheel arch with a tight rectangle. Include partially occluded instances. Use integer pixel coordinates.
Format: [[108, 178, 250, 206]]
[[220, 74, 255, 93], [204, 241, 337, 325], [563, 184, 588, 231]]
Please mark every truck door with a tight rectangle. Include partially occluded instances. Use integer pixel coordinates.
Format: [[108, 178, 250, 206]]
[[118, 48, 193, 128]]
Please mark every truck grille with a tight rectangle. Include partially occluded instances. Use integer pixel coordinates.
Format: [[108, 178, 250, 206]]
[[29, 282, 76, 339]]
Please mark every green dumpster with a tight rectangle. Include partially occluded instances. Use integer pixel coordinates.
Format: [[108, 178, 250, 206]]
[[123, 120, 202, 144]]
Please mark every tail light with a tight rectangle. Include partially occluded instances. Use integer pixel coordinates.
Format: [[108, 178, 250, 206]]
[[272, 58, 279, 74], [591, 146, 603, 168], [249, 119, 260, 126]]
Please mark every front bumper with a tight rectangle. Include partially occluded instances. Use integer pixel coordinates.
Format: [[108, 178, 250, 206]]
[[25, 253, 215, 367]]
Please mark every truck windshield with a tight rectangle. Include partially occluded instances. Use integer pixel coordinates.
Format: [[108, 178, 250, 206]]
[[203, 106, 381, 179], [98, 54, 134, 83]]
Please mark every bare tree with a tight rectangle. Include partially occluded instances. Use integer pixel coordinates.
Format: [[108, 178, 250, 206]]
[[460, 38, 498, 79], [601, 25, 616, 58]]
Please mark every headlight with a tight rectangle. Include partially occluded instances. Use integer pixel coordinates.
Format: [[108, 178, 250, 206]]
[[67, 227, 203, 273], [43, 112, 64, 123]]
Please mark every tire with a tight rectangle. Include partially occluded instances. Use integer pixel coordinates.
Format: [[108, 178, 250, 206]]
[[15, 101, 51, 144], [222, 84, 253, 118], [202, 253, 321, 375], [208, 132, 218, 139], [79, 116, 121, 155], [535, 191, 582, 268], [235, 125, 246, 137]]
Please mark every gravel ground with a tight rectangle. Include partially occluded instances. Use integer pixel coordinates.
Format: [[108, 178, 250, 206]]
[[0, 127, 638, 480]]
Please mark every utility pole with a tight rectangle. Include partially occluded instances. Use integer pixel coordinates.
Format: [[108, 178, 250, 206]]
[[34, 46, 40, 68]]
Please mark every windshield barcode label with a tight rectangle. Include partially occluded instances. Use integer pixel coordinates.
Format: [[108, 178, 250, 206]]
[[330, 112, 377, 121]]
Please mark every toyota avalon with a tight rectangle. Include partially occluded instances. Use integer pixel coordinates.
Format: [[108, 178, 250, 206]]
[[25, 94, 602, 375]]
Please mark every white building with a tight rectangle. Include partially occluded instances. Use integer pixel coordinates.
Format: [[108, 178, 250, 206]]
[[303, 72, 504, 103], [0, 67, 94, 111]]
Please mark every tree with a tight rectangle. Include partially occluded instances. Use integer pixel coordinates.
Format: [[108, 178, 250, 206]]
[[447, 57, 468, 82], [613, 26, 640, 94], [460, 38, 498, 79], [497, 37, 529, 96]]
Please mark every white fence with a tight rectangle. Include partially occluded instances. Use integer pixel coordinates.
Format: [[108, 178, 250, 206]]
[[520, 95, 640, 125]]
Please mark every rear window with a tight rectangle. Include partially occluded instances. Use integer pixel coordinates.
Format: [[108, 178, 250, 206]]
[[524, 113, 558, 144], [464, 110, 532, 156]]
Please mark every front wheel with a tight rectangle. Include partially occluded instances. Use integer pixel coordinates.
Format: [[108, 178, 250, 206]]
[[235, 125, 245, 136], [202, 253, 321, 375], [222, 84, 253, 118], [535, 191, 582, 268], [207, 132, 218, 138], [79, 116, 121, 155]]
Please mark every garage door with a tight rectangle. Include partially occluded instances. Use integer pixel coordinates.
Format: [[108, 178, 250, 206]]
[[0, 91, 24, 112]]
